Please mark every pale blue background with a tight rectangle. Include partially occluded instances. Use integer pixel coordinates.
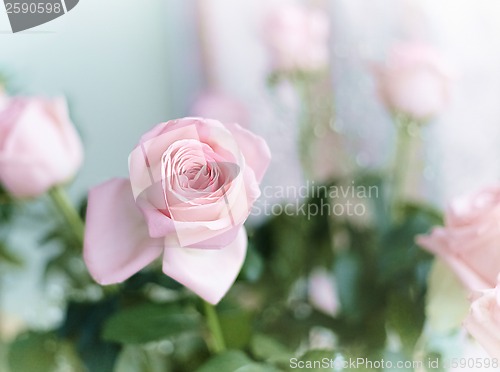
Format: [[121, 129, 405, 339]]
[[0, 0, 204, 328], [0, 0, 202, 198]]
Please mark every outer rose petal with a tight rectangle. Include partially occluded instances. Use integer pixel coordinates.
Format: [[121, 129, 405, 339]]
[[162, 227, 247, 304], [416, 231, 491, 290], [84, 178, 164, 285], [134, 182, 176, 238], [225, 123, 271, 183]]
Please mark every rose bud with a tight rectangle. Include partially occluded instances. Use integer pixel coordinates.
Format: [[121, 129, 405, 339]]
[[374, 42, 453, 121], [308, 268, 340, 317], [0, 96, 83, 198], [264, 4, 330, 72]]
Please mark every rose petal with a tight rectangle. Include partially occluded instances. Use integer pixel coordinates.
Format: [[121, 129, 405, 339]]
[[84, 178, 164, 285], [162, 227, 248, 304], [225, 123, 271, 183], [464, 293, 500, 358], [166, 168, 259, 248], [135, 182, 176, 238], [417, 232, 491, 290]]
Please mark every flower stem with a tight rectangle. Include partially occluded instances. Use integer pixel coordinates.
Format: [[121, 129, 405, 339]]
[[390, 116, 416, 221], [292, 74, 315, 179], [203, 300, 226, 354], [48, 186, 85, 248]]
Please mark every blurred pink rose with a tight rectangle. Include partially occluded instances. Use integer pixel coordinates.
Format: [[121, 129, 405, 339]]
[[0, 97, 83, 198], [264, 4, 330, 72], [308, 268, 340, 317], [84, 117, 271, 304], [464, 280, 500, 359], [0, 86, 7, 111], [375, 42, 453, 121], [417, 186, 500, 291], [190, 92, 249, 128]]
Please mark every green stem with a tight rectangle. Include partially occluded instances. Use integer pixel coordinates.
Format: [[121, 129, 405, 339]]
[[390, 116, 415, 221], [203, 300, 226, 354], [295, 77, 315, 179], [48, 186, 85, 248]]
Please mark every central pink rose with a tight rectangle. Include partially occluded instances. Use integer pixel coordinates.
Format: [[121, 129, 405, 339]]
[[84, 117, 271, 304]]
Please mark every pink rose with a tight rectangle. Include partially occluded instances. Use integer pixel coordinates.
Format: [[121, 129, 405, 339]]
[[264, 4, 330, 72], [190, 92, 249, 128], [417, 186, 500, 291], [84, 117, 271, 304], [0, 96, 83, 198], [374, 42, 453, 121], [464, 280, 500, 359]]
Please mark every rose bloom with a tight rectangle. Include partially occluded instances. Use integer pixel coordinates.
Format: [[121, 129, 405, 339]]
[[464, 280, 500, 359], [0, 96, 83, 198], [190, 92, 249, 128], [84, 117, 271, 304], [264, 4, 330, 72], [417, 186, 500, 291], [374, 42, 453, 121]]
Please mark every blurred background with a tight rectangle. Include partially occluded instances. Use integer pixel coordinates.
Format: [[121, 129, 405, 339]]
[[3, 0, 500, 204], [2, 0, 500, 368]]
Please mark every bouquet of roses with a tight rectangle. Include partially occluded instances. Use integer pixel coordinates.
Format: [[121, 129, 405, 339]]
[[0, 3, 498, 372]]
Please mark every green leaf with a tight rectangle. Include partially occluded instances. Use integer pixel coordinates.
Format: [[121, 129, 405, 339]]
[[113, 345, 170, 372], [219, 308, 253, 349], [0, 340, 8, 372], [57, 342, 86, 372], [250, 334, 293, 366], [382, 351, 414, 372], [196, 350, 252, 372], [0, 242, 22, 266], [333, 250, 362, 321], [102, 302, 201, 344], [426, 259, 469, 333], [0, 185, 13, 222], [196, 351, 275, 372], [386, 293, 425, 355], [8, 332, 59, 372], [292, 349, 336, 371], [59, 298, 121, 371], [378, 203, 438, 286], [236, 365, 279, 372], [170, 332, 210, 371]]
